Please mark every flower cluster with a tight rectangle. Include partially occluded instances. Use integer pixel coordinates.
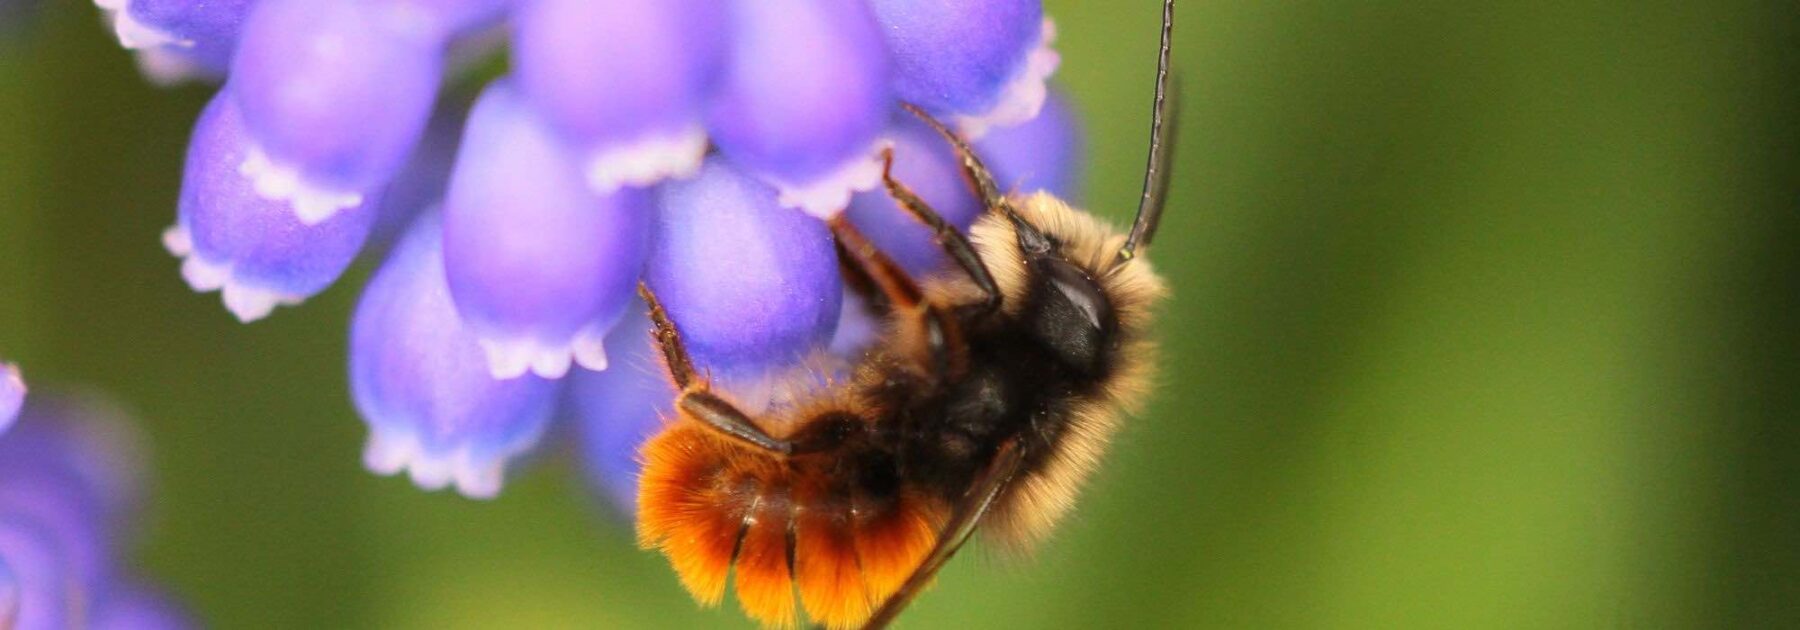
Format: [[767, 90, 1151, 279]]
[[99, 0, 1081, 502], [0, 394, 190, 629]]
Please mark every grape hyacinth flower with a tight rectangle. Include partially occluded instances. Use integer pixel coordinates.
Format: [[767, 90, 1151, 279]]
[[443, 81, 651, 379], [0, 394, 190, 629], [352, 216, 561, 498], [102, 0, 1078, 499], [163, 92, 379, 322], [94, 0, 253, 84], [870, 0, 1061, 138], [513, 0, 723, 193]]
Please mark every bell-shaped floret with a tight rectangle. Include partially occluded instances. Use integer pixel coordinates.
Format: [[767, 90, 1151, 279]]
[[97, 0, 252, 84], [870, 0, 1058, 138], [164, 90, 378, 323], [442, 81, 651, 380], [351, 216, 561, 499], [230, 0, 443, 224], [706, 0, 891, 218], [514, 0, 724, 193], [646, 159, 842, 379]]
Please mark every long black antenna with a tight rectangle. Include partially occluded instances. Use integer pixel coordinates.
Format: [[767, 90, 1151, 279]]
[[1116, 0, 1178, 264]]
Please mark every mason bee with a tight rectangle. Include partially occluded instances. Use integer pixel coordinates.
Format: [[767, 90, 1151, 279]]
[[635, 1, 1179, 627]]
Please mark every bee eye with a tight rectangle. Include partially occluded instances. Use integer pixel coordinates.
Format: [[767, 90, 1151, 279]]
[[1044, 259, 1109, 330], [1030, 257, 1114, 372]]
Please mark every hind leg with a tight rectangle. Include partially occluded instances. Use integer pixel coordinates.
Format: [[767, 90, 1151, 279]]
[[638, 282, 796, 455]]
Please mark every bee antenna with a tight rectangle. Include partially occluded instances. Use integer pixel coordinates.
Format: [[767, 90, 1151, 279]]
[[1116, 0, 1180, 266]]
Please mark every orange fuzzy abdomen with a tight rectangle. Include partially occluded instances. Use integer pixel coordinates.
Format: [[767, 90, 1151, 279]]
[[638, 423, 946, 630]]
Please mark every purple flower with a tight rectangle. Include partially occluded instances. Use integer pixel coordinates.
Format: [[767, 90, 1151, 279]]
[[647, 159, 842, 379], [0, 518, 67, 630], [92, 583, 194, 630], [164, 90, 378, 322], [870, 0, 1058, 137], [100, 0, 1077, 500], [707, 0, 892, 218], [443, 81, 651, 379], [0, 394, 187, 630], [96, 0, 252, 84], [977, 87, 1084, 199], [844, 114, 985, 275], [0, 554, 14, 627], [514, 0, 723, 192], [845, 88, 1083, 275], [230, 0, 444, 224], [352, 215, 562, 499]]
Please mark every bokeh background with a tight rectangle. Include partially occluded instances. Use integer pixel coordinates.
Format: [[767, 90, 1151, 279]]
[[2, 1, 1797, 627]]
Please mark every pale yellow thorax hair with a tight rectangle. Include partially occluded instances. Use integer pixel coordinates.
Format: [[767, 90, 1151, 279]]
[[947, 192, 1168, 554]]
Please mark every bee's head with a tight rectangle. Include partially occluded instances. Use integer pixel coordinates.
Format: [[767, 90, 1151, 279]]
[[966, 193, 1167, 372]]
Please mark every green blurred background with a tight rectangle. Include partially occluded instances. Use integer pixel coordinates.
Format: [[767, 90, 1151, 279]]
[[2, 1, 1797, 627]]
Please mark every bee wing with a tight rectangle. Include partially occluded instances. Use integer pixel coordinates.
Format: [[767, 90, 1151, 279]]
[[860, 439, 1027, 629]]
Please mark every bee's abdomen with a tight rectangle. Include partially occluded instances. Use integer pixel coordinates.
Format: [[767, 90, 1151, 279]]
[[638, 423, 945, 630]]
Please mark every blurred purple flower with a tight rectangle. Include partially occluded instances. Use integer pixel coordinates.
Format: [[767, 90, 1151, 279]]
[[0, 394, 188, 629], [870, 0, 1059, 138], [92, 583, 194, 630], [96, 0, 252, 84], [230, 0, 443, 224], [845, 114, 984, 276], [978, 88, 1084, 200], [846, 89, 1083, 276], [100, 0, 1080, 499]]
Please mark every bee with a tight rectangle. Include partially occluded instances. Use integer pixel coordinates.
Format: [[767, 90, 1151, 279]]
[[635, 1, 1179, 627]]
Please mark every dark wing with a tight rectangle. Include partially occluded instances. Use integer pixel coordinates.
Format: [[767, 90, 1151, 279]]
[[861, 439, 1028, 630]]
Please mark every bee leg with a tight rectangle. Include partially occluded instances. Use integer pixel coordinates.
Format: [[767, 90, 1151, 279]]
[[877, 147, 1001, 316], [639, 281, 798, 455], [829, 217, 966, 381], [837, 238, 893, 316], [638, 281, 701, 390], [900, 103, 1007, 215], [680, 391, 795, 455]]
